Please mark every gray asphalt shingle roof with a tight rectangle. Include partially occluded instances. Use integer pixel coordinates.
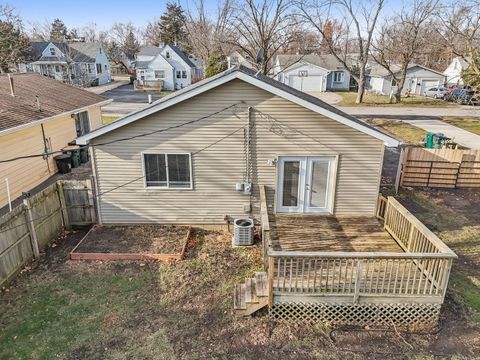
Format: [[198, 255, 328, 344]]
[[276, 54, 348, 71]]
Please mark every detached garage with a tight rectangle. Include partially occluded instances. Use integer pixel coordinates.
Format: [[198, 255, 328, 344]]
[[367, 64, 445, 96]]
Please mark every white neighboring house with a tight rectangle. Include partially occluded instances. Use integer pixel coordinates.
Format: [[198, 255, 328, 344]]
[[367, 64, 446, 96], [272, 54, 351, 93], [227, 51, 254, 69], [443, 56, 471, 86], [17, 41, 111, 86], [135, 45, 202, 91]]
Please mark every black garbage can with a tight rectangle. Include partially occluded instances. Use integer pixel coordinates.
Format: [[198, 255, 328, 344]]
[[55, 154, 72, 174], [62, 145, 81, 168], [79, 146, 89, 163]]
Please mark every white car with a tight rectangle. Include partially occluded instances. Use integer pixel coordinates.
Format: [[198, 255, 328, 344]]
[[424, 87, 448, 99]]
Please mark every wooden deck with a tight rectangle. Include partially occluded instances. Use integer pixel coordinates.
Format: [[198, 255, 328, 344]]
[[271, 215, 402, 253]]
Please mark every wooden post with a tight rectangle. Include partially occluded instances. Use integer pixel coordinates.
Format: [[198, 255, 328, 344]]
[[268, 256, 274, 306], [56, 181, 71, 230], [86, 178, 96, 224], [23, 198, 40, 259], [395, 146, 407, 194], [353, 260, 363, 304]]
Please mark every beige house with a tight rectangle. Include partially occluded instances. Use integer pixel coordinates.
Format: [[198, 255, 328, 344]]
[[0, 73, 110, 210], [77, 66, 398, 224]]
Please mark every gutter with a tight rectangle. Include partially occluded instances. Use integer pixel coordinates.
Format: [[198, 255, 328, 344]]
[[0, 99, 113, 137]]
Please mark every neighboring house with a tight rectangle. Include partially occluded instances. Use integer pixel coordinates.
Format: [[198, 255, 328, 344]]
[[443, 56, 471, 86], [367, 63, 446, 96], [17, 41, 112, 86], [227, 51, 254, 69], [272, 54, 352, 93], [77, 65, 397, 224], [0, 73, 110, 209], [135, 45, 202, 90]]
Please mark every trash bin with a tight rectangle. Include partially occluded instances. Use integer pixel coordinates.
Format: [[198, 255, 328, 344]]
[[55, 154, 72, 174], [62, 145, 81, 168], [79, 146, 89, 163]]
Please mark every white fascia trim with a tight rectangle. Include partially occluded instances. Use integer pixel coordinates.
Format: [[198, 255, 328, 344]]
[[284, 61, 330, 73], [76, 71, 399, 147], [0, 99, 112, 137]]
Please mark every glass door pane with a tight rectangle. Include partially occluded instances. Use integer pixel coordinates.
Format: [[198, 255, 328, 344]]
[[308, 160, 329, 208], [282, 161, 300, 207]]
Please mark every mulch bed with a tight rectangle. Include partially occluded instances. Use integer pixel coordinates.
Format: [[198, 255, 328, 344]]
[[70, 224, 191, 261]]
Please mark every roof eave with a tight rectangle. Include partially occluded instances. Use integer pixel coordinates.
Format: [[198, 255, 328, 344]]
[[0, 99, 112, 137]]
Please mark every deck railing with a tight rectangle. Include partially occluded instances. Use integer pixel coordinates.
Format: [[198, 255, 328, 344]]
[[265, 194, 456, 305], [259, 185, 271, 271]]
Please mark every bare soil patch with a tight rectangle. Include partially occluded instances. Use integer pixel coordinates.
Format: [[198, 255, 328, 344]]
[[75, 224, 189, 254]]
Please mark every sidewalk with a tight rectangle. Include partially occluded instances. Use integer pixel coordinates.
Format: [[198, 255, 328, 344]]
[[339, 106, 480, 118]]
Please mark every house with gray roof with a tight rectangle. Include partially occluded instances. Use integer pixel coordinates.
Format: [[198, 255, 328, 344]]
[[272, 54, 353, 93], [16, 41, 111, 87], [135, 45, 202, 91], [367, 63, 445, 96]]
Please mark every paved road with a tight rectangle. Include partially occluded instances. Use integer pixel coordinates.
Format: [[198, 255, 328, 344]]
[[102, 102, 150, 115], [339, 106, 480, 118], [402, 119, 480, 149], [85, 80, 129, 95]]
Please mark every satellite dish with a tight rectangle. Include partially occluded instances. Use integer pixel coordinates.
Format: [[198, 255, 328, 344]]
[[256, 48, 265, 65]]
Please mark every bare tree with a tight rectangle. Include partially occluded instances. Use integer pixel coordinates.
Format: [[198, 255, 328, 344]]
[[296, 0, 385, 103], [226, 0, 299, 74], [110, 22, 141, 57], [27, 19, 52, 40], [371, 0, 439, 102], [438, 0, 480, 84], [184, 0, 236, 64]]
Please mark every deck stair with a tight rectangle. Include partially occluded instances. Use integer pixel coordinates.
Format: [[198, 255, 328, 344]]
[[234, 272, 269, 316]]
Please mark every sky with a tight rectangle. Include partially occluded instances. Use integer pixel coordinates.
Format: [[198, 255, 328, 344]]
[[9, 0, 220, 31], [9, 0, 403, 32]]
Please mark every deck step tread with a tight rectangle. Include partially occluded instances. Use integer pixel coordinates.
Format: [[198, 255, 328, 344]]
[[245, 278, 258, 304], [234, 283, 246, 310], [245, 297, 269, 316], [255, 272, 269, 297]]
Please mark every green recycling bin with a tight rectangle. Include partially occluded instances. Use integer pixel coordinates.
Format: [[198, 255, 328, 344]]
[[62, 145, 81, 168], [79, 146, 89, 163]]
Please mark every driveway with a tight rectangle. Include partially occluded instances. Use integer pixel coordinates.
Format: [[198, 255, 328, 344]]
[[101, 84, 164, 115], [308, 92, 342, 104]]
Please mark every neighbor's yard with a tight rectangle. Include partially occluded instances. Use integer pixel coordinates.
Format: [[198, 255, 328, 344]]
[[442, 117, 480, 136], [336, 92, 455, 107], [367, 119, 425, 144], [1, 191, 480, 359], [102, 115, 120, 125]]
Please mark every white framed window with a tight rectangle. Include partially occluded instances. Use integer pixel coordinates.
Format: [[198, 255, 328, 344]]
[[96, 63, 102, 73], [182, 70, 187, 79], [176, 70, 181, 79], [166, 51, 170, 58], [55, 65, 61, 72], [155, 70, 165, 79], [87, 64, 94, 73], [74, 111, 90, 137], [333, 71, 344, 83], [49, 47, 55, 55], [298, 70, 308, 77], [142, 153, 192, 189]]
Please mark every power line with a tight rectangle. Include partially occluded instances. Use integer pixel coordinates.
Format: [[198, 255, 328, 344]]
[[0, 103, 244, 164]]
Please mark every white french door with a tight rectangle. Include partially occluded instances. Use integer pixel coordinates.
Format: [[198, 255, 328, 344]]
[[276, 156, 336, 213]]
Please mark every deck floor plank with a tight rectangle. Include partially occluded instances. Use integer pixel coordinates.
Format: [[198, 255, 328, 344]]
[[271, 215, 402, 253]]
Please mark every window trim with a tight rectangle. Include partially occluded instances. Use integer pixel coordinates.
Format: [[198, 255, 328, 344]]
[[141, 152, 193, 190], [74, 111, 91, 137], [333, 71, 344, 83]]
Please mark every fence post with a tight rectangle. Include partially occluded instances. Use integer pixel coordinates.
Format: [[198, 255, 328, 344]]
[[56, 181, 71, 230], [395, 146, 407, 194], [353, 260, 363, 304], [268, 256, 274, 306], [23, 198, 40, 259], [86, 178, 96, 223]]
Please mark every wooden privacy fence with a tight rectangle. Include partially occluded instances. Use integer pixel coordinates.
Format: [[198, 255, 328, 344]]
[[400, 147, 480, 188], [0, 179, 96, 286], [266, 196, 456, 305]]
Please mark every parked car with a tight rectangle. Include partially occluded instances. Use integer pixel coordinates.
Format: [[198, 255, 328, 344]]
[[424, 87, 448, 99]]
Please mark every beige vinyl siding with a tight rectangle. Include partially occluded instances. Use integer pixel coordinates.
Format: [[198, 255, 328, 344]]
[[0, 105, 102, 209], [92, 79, 384, 224]]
